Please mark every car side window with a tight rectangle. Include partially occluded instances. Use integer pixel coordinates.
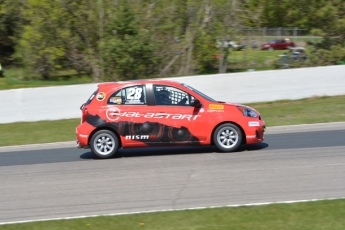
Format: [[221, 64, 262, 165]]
[[154, 85, 195, 106], [107, 85, 146, 105]]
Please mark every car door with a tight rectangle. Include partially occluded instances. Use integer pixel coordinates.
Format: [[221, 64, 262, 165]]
[[278, 40, 286, 50], [146, 84, 208, 145]]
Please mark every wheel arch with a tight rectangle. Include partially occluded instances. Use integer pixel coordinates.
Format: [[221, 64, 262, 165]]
[[210, 121, 246, 146], [88, 125, 122, 148]]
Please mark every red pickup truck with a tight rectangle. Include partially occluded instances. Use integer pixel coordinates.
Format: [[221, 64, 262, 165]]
[[261, 39, 295, 50]]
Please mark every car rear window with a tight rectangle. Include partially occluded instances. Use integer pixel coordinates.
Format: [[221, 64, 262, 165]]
[[85, 88, 99, 106]]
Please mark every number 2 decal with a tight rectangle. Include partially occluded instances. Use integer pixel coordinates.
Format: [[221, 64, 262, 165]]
[[127, 87, 143, 99]]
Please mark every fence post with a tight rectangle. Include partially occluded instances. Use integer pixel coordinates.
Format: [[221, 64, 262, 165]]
[[263, 27, 267, 43], [293, 27, 298, 43]]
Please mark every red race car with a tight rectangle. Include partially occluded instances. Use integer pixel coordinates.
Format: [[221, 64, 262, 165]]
[[76, 80, 265, 158]]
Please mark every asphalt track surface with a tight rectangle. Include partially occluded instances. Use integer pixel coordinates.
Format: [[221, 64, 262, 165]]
[[1, 122, 345, 224]]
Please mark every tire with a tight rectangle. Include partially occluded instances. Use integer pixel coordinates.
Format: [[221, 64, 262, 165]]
[[90, 130, 120, 159], [268, 46, 274, 51], [213, 123, 242, 152]]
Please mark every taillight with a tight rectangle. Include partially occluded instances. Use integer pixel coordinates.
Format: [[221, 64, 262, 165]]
[[82, 108, 88, 123]]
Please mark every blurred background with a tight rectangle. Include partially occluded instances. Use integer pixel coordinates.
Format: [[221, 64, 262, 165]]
[[0, 0, 344, 87]]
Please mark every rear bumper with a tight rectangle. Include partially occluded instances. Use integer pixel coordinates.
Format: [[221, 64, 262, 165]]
[[76, 140, 90, 149], [76, 125, 92, 148]]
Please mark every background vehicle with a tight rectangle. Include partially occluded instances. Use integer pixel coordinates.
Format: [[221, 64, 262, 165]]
[[216, 39, 246, 50], [261, 39, 295, 50], [76, 80, 265, 159], [276, 47, 308, 68], [228, 41, 246, 50]]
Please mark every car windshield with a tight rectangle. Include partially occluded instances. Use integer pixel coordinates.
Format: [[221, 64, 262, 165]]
[[181, 83, 216, 102], [269, 40, 276, 44]]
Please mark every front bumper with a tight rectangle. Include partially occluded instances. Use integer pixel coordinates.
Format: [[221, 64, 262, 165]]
[[245, 120, 265, 144]]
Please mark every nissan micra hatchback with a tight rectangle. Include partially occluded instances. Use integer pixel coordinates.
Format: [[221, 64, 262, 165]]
[[76, 80, 265, 158]]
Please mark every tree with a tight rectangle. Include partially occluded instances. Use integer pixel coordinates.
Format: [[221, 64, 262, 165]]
[[16, 0, 70, 79], [0, 0, 24, 65], [10, 0, 345, 80], [158, 0, 215, 76], [61, 0, 107, 81], [102, 2, 158, 80], [193, 33, 219, 73]]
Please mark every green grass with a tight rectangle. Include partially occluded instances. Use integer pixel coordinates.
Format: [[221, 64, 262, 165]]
[[249, 95, 345, 126], [0, 68, 93, 90], [0, 119, 80, 146], [1, 95, 345, 147], [1, 199, 345, 229]]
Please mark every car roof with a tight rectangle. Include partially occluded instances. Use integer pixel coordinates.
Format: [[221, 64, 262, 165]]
[[97, 79, 182, 90]]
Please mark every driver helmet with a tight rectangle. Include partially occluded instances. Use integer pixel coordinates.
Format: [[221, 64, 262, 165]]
[[157, 89, 171, 104], [157, 89, 170, 97]]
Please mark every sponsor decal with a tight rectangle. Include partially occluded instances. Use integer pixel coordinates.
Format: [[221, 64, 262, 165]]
[[207, 109, 224, 113], [125, 135, 150, 140], [199, 108, 204, 112], [248, 121, 260, 127], [124, 99, 145, 105], [209, 104, 224, 110], [246, 135, 256, 138], [96, 92, 106, 101], [106, 107, 122, 121], [79, 134, 88, 138], [105, 108, 201, 121], [124, 86, 145, 104], [109, 96, 122, 104], [127, 87, 142, 99]]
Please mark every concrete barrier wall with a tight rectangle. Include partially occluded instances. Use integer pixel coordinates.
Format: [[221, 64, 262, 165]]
[[1, 65, 344, 124]]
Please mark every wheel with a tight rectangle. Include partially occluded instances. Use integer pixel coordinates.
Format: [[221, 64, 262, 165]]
[[213, 123, 242, 152], [90, 130, 120, 159], [268, 46, 274, 51]]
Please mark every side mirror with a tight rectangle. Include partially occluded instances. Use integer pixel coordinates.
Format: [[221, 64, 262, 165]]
[[191, 99, 201, 108]]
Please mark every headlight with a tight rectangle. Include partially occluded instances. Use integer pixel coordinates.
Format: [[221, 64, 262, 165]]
[[236, 106, 258, 118]]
